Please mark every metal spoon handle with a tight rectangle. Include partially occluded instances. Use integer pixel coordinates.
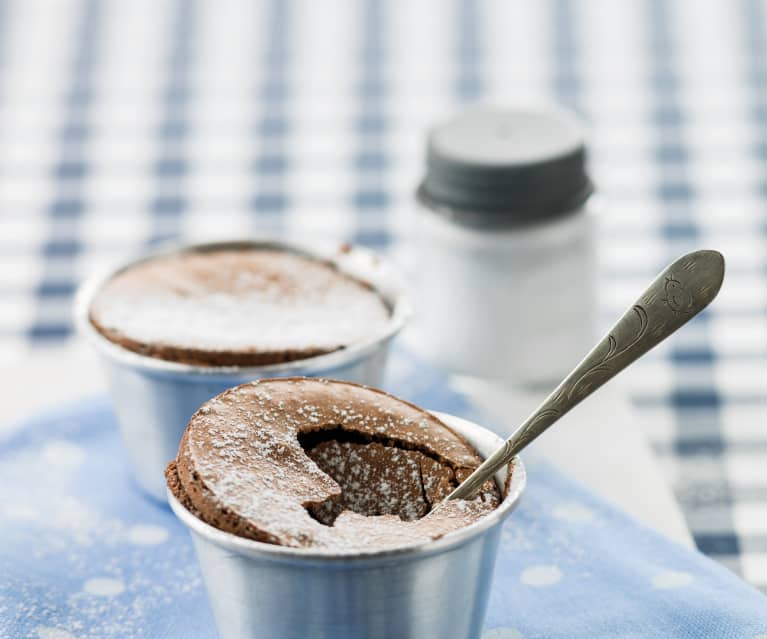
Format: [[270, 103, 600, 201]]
[[448, 249, 725, 500]]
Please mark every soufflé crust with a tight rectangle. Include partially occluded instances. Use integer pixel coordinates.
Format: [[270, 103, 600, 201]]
[[89, 248, 392, 367], [166, 378, 508, 552]]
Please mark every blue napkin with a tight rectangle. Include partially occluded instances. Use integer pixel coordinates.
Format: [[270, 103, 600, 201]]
[[2, 354, 766, 639]]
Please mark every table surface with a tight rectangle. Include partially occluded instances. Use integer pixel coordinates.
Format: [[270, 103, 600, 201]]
[[1, 0, 766, 592]]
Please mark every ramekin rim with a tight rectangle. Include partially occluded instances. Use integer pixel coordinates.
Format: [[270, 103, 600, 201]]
[[73, 238, 411, 378], [167, 412, 526, 566]]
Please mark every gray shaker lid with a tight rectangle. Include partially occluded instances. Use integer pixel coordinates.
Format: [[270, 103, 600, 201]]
[[418, 106, 593, 228]]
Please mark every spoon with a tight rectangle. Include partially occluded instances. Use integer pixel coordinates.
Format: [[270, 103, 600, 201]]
[[448, 249, 725, 501]]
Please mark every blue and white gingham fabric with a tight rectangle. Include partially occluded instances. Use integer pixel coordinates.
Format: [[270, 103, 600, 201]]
[[2, 352, 767, 639], [2, 0, 767, 596]]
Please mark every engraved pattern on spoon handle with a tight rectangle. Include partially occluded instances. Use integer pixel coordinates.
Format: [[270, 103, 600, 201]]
[[449, 250, 725, 501]]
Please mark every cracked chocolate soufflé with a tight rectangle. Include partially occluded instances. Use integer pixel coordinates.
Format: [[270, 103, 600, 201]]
[[166, 378, 508, 552], [89, 247, 391, 367]]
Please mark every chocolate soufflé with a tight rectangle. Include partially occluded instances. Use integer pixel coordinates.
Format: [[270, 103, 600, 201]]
[[89, 247, 391, 367], [166, 378, 508, 552]]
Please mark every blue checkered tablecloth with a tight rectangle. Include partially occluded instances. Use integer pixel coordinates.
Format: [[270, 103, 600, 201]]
[[1, 0, 767, 594]]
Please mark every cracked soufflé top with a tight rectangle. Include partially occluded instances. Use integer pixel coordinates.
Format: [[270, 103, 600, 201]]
[[88, 247, 392, 367], [166, 378, 505, 552]]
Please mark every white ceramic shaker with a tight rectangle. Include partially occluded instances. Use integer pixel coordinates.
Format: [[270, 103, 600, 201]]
[[409, 106, 598, 388]]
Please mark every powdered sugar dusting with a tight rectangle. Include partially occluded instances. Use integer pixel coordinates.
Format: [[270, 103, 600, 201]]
[[175, 379, 502, 552], [306, 440, 454, 523], [90, 249, 391, 356]]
